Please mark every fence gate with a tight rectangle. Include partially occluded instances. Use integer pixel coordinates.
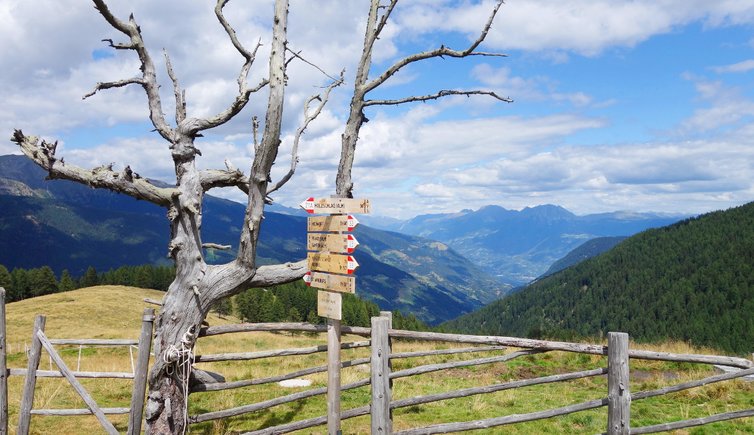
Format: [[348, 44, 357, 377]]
[[15, 310, 153, 435]]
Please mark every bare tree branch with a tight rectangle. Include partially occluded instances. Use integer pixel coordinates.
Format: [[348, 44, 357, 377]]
[[268, 71, 345, 196], [101, 38, 135, 50], [365, 89, 512, 106], [82, 77, 145, 99], [11, 130, 176, 206], [247, 260, 307, 287], [202, 243, 231, 251], [91, 0, 174, 141], [198, 168, 249, 194], [181, 0, 267, 134], [285, 48, 341, 82], [164, 50, 186, 124], [374, 0, 399, 36], [252, 116, 260, 153], [363, 0, 506, 94]]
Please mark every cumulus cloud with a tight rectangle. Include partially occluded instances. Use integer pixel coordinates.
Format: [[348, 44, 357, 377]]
[[3, 0, 754, 221], [711, 59, 754, 74]]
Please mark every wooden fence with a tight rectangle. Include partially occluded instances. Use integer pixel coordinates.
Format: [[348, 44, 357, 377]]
[[189, 316, 754, 434], [3, 284, 754, 434], [0, 288, 154, 435]]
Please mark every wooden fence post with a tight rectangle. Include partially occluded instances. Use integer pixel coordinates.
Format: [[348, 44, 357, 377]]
[[0, 288, 7, 435], [17, 315, 46, 435], [607, 332, 630, 435], [371, 316, 392, 434], [327, 318, 342, 435], [128, 308, 154, 435]]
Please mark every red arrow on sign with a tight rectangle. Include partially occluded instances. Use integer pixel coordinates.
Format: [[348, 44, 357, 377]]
[[347, 255, 359, 274], [346, 234, 359, 253], [346, 215, 359, 231]]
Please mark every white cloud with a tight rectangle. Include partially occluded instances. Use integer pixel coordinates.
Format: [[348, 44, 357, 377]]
[[711, 59, 754, 73]]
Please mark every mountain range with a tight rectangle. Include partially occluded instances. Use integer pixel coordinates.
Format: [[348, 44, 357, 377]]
[[0, 154, 504, 324], [443, 202, 754, 354], [368, 205, 684, 286]]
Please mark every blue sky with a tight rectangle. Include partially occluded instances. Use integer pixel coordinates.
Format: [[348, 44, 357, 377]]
[[2, 0, 754, 219]]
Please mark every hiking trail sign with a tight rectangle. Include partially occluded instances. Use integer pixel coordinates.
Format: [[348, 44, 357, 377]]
[[300, 197, 371, 214], [302, 197, 369, 319]]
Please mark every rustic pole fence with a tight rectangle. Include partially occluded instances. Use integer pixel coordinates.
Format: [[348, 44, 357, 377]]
[[17, 315, 46, 435], [371, 315, 391, 433], [607, 332, 630, 435], [127, 308, 155, 435], [182, 318, 754, 433], [0, 287, 7, 435]]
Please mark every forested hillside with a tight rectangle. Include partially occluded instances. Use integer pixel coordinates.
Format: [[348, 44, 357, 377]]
[[443, 202, 754, 354]]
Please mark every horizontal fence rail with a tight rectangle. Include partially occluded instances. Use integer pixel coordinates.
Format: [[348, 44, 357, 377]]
[[1, 304, 154, 435], [189, 320, 754, 435]]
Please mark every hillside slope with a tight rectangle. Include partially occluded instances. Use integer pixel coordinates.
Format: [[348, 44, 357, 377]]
[[443, 202, 754, 354], [542, 236, 627, 277], [0, 154, 505, 324], [3, 286, 236, 344], [396, 205, 684, 285]]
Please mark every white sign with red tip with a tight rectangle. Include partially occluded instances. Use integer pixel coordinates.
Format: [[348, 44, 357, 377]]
[[307, 252, 360, 275], [300, 197, 371, 215], [307, 215, 359, 232]]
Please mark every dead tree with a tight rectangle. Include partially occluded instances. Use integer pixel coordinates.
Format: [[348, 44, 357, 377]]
[[11, 0, 509, 433]]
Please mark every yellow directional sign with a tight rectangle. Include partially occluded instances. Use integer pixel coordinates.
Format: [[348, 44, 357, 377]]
[[307, 215, 359, 233], [307, 233, 359, 254], [304, 271, 356, 294], [300, 197, 371, 215], [307, 252, 359, 275]]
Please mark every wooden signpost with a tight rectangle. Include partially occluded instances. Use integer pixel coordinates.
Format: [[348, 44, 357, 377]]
[[302, 196, 369, 435]]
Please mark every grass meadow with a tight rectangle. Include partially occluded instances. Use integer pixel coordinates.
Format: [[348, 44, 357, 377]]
[[3, 286, 754, 434]]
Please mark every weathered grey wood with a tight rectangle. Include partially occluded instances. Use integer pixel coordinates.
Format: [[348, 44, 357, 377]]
[[17, 315, 45, 435], [201, 322, 371, 337], [387, 329, 753, 368], [194, 340, 369, 363], [391, 349, 543, 381], [396, 397, 608, 434], [628, 349, 752, 369], [143, 297, 163, 306], [189, 377, 370, 423], [31, 407, 130, 416], [128, 308, 154, 435], [392, 367, 606, 410], [371, 316, 392, 434], [9, 368, 134, 379], [191, 357, 371, 392], [0, 288, 6, 435], [241, 405, 371, 435], [36, 330, 119, 435], [388, 329, 608, 353], [327, 318, 342, 435], [630, 408, 754, 434], [607, 332, 630, 435], [48, 338, 138, 346], [390, 346, 506, 360], [632, 366, 754, 401]]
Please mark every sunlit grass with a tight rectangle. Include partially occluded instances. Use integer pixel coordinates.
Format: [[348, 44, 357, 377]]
[[4, 287, 754, 434]]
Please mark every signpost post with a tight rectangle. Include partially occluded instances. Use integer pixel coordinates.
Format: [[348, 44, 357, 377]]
[[302, 197, 369, 435]]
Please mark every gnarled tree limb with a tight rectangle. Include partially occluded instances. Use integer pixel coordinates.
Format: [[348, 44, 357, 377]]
[[365, 89, 512, 106], [268, 70, 344, 196], [11, 130, 176, 206], [83, 77, 145, 100], [164, 50, 186, 124], [363, 0, 506, 94], [181, 0, 267, 134], [92, 0, 174, 142]]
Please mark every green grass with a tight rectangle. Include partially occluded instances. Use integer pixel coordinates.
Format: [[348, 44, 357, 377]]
[[3, 287, 754, 434]]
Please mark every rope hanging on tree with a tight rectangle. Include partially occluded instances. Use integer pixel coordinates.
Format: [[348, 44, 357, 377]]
[[163, 326, 196, 435]]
